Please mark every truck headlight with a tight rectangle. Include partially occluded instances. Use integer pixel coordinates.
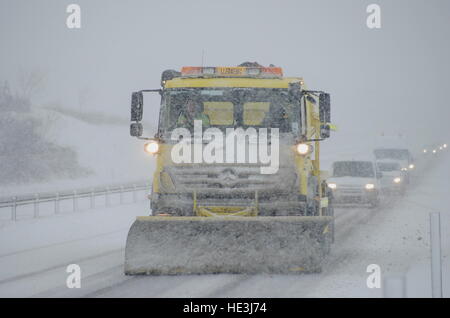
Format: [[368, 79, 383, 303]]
[[401, 167, 408, 171], [144, 141, 160, 154], [409, 164, 415, 169], [296, 143, 310, 155], [328, 183, 337, 190], [365, 183, 375, 190], [393, 177, 402, 184]]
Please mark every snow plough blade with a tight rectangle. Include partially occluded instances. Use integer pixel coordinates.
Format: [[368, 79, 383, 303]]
[[124, 216, 333, 275]]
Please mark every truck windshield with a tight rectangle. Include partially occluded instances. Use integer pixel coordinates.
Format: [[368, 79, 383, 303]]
[[333, 161, 374, 178], [158, 88, 299, 137], [374, 149, 410, 161]]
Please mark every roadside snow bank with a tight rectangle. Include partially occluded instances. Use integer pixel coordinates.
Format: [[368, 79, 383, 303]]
[[1, 107, 155, 196]]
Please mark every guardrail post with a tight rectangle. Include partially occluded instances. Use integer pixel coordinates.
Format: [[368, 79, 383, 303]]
[[73, 190, 78, 212], [55, 192, 60, 214], [34, 194, 39, 218], [430, 212, 443, 298], [90, 188, 95, 209], [132, 184, 137, 203], [120, 186, 124, 204], [12, 196, 17, 221], [106, 187, 111, 207]]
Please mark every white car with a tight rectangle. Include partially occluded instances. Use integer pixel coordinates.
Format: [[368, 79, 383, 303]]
[[327, 160, 381, 208], [376, 160, 406, 195]]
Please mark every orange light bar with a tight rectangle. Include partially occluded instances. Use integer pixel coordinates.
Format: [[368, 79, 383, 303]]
[[180, 66, 283, 78], [260, 67, 283, 76], [181, 67, 203, 76]]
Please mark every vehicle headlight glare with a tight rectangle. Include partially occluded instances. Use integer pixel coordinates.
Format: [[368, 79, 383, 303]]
[[393, 177, 401, 184], [328, 183, 337, 190], [365, 183, 375, 190], [144, 141, 159, 154], [296, 143, 310, 155], [409, 164, 415, 169]]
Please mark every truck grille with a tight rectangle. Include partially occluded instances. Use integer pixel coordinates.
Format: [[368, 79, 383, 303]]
[[165, 165, 296, 193]]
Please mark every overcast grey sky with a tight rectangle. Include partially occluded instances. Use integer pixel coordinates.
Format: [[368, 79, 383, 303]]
[[1, 0, 449, 150]]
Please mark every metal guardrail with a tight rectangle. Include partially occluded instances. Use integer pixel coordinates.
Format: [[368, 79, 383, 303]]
[[0, 181, 151, 221]]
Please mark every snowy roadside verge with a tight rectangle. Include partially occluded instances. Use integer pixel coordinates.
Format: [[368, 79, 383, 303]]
[[1, 106, 156, 197]]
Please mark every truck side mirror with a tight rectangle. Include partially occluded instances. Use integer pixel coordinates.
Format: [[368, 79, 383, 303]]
[[319, 93, 331, 139], [131, 92, 143, 122], [130, 122, 143, 137]]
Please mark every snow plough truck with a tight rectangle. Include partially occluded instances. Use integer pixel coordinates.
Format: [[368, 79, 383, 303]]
[[125, 62, 334, 274]]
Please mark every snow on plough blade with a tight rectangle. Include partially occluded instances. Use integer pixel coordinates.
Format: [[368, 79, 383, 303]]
[[124, 216, 333, 275]]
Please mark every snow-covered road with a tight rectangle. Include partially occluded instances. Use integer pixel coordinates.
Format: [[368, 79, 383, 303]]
[[0, 155, 448, 298]]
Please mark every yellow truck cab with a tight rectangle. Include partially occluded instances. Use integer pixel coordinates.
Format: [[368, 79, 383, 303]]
[[130, 63, 333, 218]]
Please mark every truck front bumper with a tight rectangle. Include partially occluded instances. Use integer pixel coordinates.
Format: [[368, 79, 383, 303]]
[[150, 191, 308, 216]]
